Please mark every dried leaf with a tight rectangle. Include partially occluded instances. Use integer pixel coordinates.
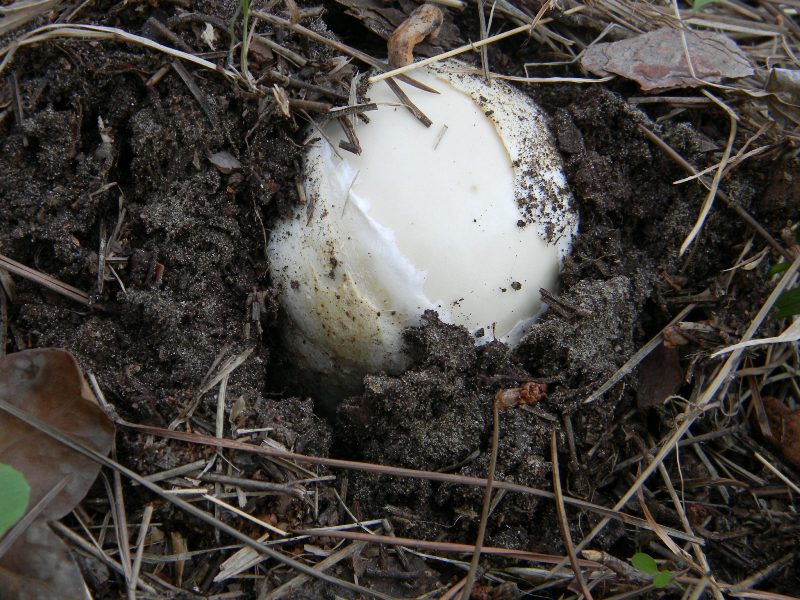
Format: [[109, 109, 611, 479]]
[[581, 28, 753, 92], [0, 348, 115, 599], [763, 397, 800, 468], [635, 344, 683, 410], [1, 521, 88, 599], [765, 68, 800, 127], [335, 0, 460, 56]]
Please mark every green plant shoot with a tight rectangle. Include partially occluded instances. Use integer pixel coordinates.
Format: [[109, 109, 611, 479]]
[[631, 552, 672, 590], [0, 463, 30, 537], [692, 0, 720, 9]]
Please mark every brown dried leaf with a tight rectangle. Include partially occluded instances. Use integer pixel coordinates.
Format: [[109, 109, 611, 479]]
[[635, 344, 683, 410], [765, 68, 800, 127], [1, 521, 87, 599], [581, 28, 753, 92], [0, 348, 115, 598], [335, 0, 460, 56], [763, 397, 800, 468]]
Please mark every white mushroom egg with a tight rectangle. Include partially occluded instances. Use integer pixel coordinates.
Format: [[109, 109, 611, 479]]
[[268, 61, 578, 395]]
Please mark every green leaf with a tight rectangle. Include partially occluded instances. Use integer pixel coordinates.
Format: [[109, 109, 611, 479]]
[[0, 463, 30, 537], [769, 262, 790, 278], [692, 0, 719, 9], [776, 288, 800, 317], [653, 570, 672, 589], [631, 552, 659, 575]]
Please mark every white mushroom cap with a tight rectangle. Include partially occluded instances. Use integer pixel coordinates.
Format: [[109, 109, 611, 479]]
[[268, 61, 578, 395]]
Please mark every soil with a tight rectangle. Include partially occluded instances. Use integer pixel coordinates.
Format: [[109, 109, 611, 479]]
[[1, 0, 798, 598]]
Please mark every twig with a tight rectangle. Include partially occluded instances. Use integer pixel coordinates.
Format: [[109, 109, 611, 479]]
[[385, 77, 432, 127], [263, 541, 368, 599], [459, 396, 500, 599], [252, 33, 307, 67], [130, 504, 154, 596], [120, 420, 704, 543], [551, 431, 594, 599], [291, 528, 605, 567], [171, 60, 219, 127], [145, 17, 194, 53], [198, 472, 306, 498], [251, 11, 438, 93], [0, 253, 92, 306]]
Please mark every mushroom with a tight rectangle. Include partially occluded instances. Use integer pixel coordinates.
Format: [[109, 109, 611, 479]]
[[267, 61, 578, 398]]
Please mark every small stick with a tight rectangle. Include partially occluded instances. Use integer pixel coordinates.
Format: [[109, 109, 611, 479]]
[[252, 34, 308, 67], [584, 304, 695, 404], [130, 504, 154, 594], [459, 396, 500, 598], [266, 69, 349, 102], [551, 431, 594, 600], [337, 116, 361, 154], [287, 98, 331, 113], [171, 60, 219, 127], [198, 472, 306, 498], [0, 253, 92, 306], [320, 102, 378, 123], [145, 17, 194, 53], [386, 77, 432, 127], [540, 287, 591, 319], [122, 420, 704, 543]]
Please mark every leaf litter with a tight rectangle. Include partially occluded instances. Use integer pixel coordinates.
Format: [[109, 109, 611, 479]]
[[0, 348, 114, 599], [581, 27, 754, 92]]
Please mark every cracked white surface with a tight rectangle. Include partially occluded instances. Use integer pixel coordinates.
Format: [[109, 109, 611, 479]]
[[268, 62, 578, 393]]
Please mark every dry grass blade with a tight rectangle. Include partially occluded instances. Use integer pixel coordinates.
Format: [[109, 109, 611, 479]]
[[0, 0, 60, 37], [290, 528, 605, 568], [711, 320, 800, 358], [680, 111, 737, 256], [753, 452, 800, 495], [263, 540, 368, 599], [0, 398, 399, 600], [120, 420, 703, 543], [0, 254, 92, 306], [129, 503, 153, 598], [459, 397, 500, 599], [551, 431, 594, 600], [0, 23, 239, 78]]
